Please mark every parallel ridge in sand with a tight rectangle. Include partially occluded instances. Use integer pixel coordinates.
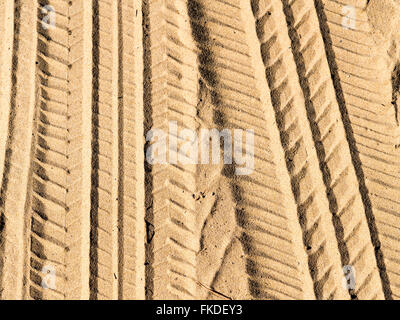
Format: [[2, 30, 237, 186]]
[[0, 0, 399, 300]]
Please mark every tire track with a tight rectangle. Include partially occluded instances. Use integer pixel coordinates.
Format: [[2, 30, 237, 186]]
[[0, 0, 14, 186], [250, 0, 348, 299], [0, 0, 38, 299], [315, 0, 397, 299], [23, 0, 93, 299], [90, 0, 120, 300], [193, 80, 233, 299], [143, 0, 202, 299], [281, 0, 384, 300], [0, 0, 398, 301], [189, 0, 315, 299]]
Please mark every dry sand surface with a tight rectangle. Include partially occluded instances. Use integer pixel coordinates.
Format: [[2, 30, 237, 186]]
[[0, 0, 399, 300]]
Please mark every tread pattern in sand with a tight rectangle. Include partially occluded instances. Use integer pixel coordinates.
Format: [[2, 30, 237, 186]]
[[0, 0, 399, 300]]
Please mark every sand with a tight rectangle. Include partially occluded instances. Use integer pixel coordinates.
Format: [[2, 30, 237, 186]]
[[0, 0, 399, 300]]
